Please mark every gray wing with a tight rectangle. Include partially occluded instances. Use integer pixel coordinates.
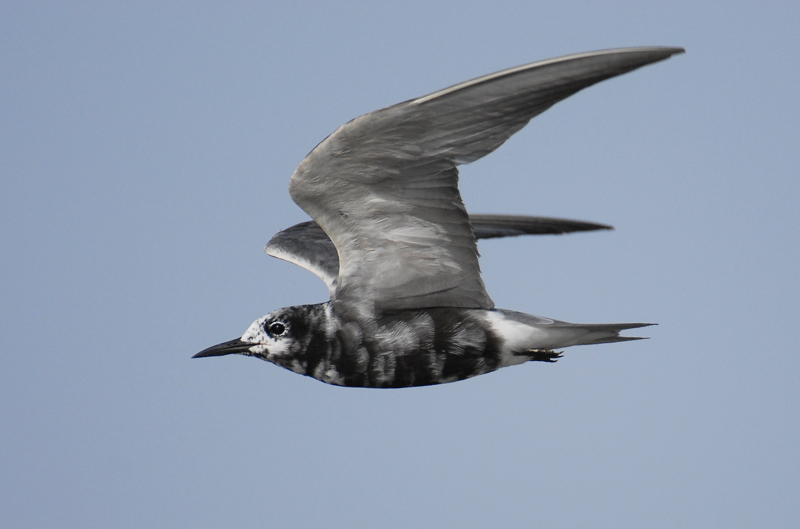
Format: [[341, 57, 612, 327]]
[[469, 214, 612, 239], [288, 47, 683, 312], [265, 221, 341, 296], [265, 215, 612, 291]]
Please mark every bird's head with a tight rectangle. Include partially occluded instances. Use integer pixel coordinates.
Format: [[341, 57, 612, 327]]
[[193, 305, 327, 372]]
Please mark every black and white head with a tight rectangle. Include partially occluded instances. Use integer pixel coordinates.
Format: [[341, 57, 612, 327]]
[[193, 305, 327, 372]]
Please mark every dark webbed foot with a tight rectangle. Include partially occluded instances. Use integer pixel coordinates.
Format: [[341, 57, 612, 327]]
[[517, 349, 563, 363]]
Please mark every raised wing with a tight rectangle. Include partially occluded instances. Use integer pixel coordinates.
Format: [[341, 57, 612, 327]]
[[266, 214, 612, 292], [288, 47, 683, 313]]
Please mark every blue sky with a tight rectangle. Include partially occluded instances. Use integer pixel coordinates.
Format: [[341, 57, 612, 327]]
[[2, 2, 798, 528]]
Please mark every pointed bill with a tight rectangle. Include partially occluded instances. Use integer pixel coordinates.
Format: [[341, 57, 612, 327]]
[[193, 338, 253, 358]]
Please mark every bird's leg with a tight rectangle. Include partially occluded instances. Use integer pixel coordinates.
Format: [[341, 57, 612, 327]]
[[517, 349, 563, 363]]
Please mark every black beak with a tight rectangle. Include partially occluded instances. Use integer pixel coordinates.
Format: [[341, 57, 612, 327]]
[[193, 338, 254, 358]]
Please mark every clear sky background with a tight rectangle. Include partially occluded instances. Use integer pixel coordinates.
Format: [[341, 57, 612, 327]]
[[2, 2, 798, 528]]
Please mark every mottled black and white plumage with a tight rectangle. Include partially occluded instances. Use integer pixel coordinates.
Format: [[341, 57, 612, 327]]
[[194, 47, 683, 388]]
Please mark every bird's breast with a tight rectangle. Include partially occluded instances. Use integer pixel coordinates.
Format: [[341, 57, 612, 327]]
[[310, 307, 504, 388]]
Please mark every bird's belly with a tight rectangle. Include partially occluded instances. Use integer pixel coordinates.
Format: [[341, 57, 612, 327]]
[[319, 308, 505, 388]]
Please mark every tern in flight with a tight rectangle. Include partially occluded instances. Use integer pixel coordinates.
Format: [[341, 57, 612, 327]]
[[194, 46, 683, 388]]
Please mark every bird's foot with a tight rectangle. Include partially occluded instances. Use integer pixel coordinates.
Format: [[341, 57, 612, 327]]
[[518, 349, 563, 363]]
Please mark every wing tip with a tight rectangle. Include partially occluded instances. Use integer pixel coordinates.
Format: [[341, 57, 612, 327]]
[[413, 46, 684, 105]]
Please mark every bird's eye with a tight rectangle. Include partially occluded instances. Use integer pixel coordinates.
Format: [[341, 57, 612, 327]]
[[268, 321, 287, 336]]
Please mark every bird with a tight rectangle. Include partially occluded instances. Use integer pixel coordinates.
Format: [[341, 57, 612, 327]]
[[194, 46, 683, 388]]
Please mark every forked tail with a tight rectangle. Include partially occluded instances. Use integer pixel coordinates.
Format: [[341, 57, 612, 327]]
[[563, 322, 655, 346], [493, 309, 655, 351]]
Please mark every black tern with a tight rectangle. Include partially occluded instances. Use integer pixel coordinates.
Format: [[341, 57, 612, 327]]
[[195, 47, 683, 387]]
